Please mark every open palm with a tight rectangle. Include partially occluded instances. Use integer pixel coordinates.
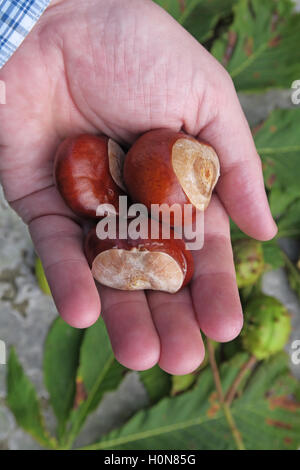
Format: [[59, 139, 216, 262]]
[[0, 0, 276, 374]]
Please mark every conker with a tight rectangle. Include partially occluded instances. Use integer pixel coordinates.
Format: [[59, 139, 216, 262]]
[[123, 129, 220, 225], [85, 221, 194, 293], [54, 134, 126, 218]]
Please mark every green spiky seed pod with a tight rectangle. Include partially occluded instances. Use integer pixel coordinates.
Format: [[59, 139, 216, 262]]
[[233, 239, 264, 288], [35, 258, 51, 295], [241, 295, 291, 360]]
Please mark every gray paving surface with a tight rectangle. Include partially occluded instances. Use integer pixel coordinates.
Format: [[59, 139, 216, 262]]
[[1, 0, 300, 450]]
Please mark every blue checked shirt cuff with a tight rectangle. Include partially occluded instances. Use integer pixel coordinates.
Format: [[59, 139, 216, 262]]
[[0, 0, 51, 68]]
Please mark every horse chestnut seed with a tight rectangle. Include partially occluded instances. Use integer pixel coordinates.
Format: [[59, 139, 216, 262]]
[[123, 129, 220, 224], [54, 134, 126, 218], [85, 222, 194, 293]]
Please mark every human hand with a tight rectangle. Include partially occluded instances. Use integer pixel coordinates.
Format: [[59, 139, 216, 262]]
[[0, 0, 277, 374]]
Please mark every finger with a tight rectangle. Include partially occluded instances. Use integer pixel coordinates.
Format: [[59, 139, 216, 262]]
[[197, 73, 277, 241], [147, 288, 204, 375], [29, 213, 100, 328], [99, 285, 160, 371], [191, 195, 243, 342]]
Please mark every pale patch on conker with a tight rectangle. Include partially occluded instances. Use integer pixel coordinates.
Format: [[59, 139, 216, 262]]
[[108, 139, 126, 191], [92, 248, 184, 293], [77, 178, 102, 211], [172, 139, 220, 210]]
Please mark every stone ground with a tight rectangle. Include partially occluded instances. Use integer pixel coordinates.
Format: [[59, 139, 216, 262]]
[[1, 2, 300, 450]]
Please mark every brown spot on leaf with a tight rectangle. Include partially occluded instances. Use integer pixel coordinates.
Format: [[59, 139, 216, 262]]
[[207, 403, 220, 418], [178, 0, 185, 13], [207, 391, 220, 418], [244, 37, 254, 57], [267, 173, 277, 187], [253, 72, 261, 79], [269, 395, 300, 412], [269, 35, 282, 47], [73, 377, 88, 409], [270, 125, 277, 133], [284, 437, 293, 445], [266, 418, 292, 430], [271, 12, 280, 32], [266, 158, 275, 167], [223, 31, 237, 66]]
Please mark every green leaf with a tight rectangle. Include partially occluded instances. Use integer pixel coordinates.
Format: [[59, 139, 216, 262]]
[[182, 0, 236, 43], [277, 199, 300, 238], [212, 0, 300, 91], [252, 108, 300, 226], [7, 348, 56, 449], [262, 240, 284, 271], [234, 354, 300, 449], [76, 318, 125, 412], [268, 188, 300, 220], [43, 317, 83, 439], [255, 109, 300, 194], [82, 353, 300, 450], [65, 318, 125, 446], [154, 0, 236, 43], [153, 0, 182, 20], [140, 366, 172, 404]]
